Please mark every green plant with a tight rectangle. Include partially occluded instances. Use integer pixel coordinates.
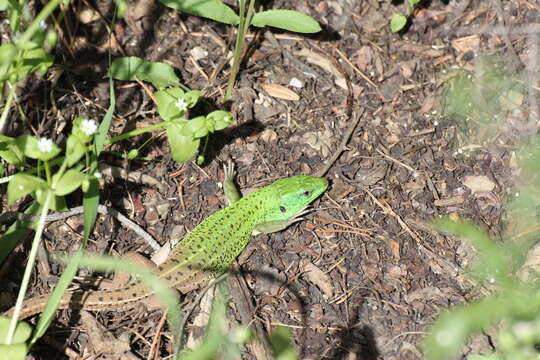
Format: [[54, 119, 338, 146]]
[[443, 56, 525, 146], [423, 140, 540, 359], [390, 0, 421, 33], [0, 315, 32, 360], [0, 115, 104, 357], [158, 0, 321, 100], [109, 56, 233, 163], [175, 280, 299, 360], [0, 2, 287, 357], [0, 0, 60, 131]]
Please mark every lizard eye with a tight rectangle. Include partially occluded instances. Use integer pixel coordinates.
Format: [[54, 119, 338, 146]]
[[280, 206, 286, 213], [303, 190, 312, 197]]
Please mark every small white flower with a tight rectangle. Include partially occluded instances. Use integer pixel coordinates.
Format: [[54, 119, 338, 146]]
[[175, 98, 188, 112], [93, 171, 102, 178], [81, 119, 98, 136], [37, 137, 53, 153]]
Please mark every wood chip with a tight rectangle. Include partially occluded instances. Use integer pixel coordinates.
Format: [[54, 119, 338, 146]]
[[302, 261, 335, 300], [451, 35, 480, 54], [260, 83, 300, 101], [295, 48, 347, 88], [434, 196, 465, 207], [463, 175, 495, 194]]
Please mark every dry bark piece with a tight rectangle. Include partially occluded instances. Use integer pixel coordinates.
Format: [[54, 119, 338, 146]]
[[434, 196, 465, 207], [80, 311, 133, 359], [260, 83, 300, 101], [295, 48, 348, 89], [301, 129, 333, 158], [463, 175, 495, 194], [451, 35, 480, 54], [301, 261, 335, 300], [355, 46, 373, 71], [355, 162, 388, 186]]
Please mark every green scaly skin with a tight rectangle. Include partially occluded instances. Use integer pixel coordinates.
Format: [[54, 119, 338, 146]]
[[9, 175, 328, 318]]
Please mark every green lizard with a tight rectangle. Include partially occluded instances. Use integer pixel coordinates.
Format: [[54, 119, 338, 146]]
[[7, 168, 328, 318]]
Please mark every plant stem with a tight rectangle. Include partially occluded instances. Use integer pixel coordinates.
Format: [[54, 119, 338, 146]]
[[1, 0, 63, 133], [4, 191, 52, 344], [0, 82, 16, 134], [43, 160, 52, 184], [106, 122, 166, 145], [225, 0, 256, 101], [17, 0, 62, 46], [0, 122, 166, 184]]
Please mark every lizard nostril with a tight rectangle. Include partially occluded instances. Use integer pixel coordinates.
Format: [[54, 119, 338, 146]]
[[303, 190, 312, 197], [280, 206, 286, 213]]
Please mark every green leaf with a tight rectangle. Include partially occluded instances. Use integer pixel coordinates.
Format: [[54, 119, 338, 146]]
[[408, 0, 421, 7], [82, 176, 100, 244], [127, 149, 139, 159], [31, 248, 84, 345], [206, 110, 233, 131], [251, 10, 321, 33], [0, 43, 17, 65], [65, 136, 86, 167], [181, 116, 208, 138], [0, 203, 40, 265], [423, 295, 515, 360], [110, 57, 180, 89], [14, 135, 60, 161], [94, 73, 116, 155], [183, 90, 201, 108], [34, 189, 67, 211], [390, 14, 407, 33], [0, 135, 24, 168], [53, 169, 85, 196], [0, 315, 32, 344], [270, 326, 299, 360], [0, 343, 27, 359], [0, 315, 31, 358], [113, 0, 128, 17], [166, 122, 200, 163], [433, 219, 510, 283], [7, 173, 46, 205], [160, 0, 239, 25], [156, 87, 186, 121], [0, 0, 13, 11], [19, 46, 54, 78]]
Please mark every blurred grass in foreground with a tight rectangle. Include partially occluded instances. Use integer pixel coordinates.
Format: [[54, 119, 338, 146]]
[[424, 56, 540, 359]]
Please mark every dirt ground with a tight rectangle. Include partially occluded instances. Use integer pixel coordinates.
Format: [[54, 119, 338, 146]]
[[1, 0, 539, 359]]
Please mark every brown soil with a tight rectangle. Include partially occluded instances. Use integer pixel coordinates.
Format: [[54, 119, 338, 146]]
[[1, 0, 538, 359]]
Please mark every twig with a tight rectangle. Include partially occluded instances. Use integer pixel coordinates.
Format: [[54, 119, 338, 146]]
[[176, 273, 227, 351], [229, 261, 273, 360], [0, 204, 161, 251], [99, 164, 166, 193], [148, 310, 168, 360], [333, 47, 378, 89], [316, 109, 364, 177], [361, 186, 459, 275]]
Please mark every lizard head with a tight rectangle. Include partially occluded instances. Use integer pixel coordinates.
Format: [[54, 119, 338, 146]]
[[261, 175, 328, 225]]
